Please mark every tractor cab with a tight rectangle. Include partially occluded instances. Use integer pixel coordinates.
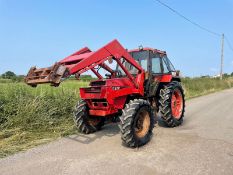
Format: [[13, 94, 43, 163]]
[[126, 48, 182, 98], [115, 48, 179, 80], [128, 48, 178, 77]]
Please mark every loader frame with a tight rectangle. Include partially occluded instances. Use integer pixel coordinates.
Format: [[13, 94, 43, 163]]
[[26, 40, 147, 116]]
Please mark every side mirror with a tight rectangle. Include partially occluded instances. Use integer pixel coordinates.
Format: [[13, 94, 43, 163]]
[[176, 70, 180, 76]]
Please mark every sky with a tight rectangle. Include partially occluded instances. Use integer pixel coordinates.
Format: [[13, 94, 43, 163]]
[[0, 0, 233, 77]]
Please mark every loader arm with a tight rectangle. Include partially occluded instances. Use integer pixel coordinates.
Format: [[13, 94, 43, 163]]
[[25, 39, 144, 88], [69, 40, 143, 87]]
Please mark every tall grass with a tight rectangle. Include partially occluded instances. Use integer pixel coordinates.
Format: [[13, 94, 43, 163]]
[[0, 77, 233, 157], [0, 79, 13, 84], [182, 77, 233, 98], [0, 81, 88, 157]]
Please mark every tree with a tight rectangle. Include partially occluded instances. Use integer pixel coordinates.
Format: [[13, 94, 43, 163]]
[[231, 72, 233, 76], [1, 71, 16, 79], [223, 73, 229, 78]]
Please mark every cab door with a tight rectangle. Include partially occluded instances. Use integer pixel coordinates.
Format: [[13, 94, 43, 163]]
[[147, 52, 163, 96], [150, 51, 163, 81], [148, 52, 173, 96]]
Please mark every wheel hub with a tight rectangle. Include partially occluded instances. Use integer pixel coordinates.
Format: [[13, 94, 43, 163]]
[[171, 89, 183, 119], [135, 110, 150, 138]]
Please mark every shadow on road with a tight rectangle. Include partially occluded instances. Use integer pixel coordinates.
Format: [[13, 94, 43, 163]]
[[66, 123, 120, 144], [154, 113, 170, 128], [157, 114, 188, 128], [157, 117, 169, 128], [66, 114, 185, 145]]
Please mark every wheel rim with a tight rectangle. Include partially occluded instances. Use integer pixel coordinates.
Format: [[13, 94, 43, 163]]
[[171, 89, 183, 119], [135, 109, 150, 138]]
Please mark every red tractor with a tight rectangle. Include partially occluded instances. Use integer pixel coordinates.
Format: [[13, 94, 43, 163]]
[[25, 39, 185, 147]]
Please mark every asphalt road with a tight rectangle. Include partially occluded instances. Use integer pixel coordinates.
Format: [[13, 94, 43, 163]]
[[0, 89, 233, 175]]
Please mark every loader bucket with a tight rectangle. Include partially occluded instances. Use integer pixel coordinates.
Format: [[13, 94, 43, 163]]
[[25, 63, 68, 87]]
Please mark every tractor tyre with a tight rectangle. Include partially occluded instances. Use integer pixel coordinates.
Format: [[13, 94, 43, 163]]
[[159, 81, 185, 127], [73, 100, 105, 134], [119, 99, 155, 148]]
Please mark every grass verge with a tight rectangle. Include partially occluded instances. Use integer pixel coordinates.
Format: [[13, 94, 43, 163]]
[[182, 77, 233, 99], [0, 81, 88, 157]]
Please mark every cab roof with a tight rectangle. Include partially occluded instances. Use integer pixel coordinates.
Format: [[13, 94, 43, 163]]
[[128, 47, 166, 55]]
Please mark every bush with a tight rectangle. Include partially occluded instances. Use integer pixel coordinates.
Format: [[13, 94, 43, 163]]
[[1, 71, 16, 79]]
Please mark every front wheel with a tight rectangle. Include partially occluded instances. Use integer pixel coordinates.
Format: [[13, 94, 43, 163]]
[[73, 100, 105, 134], [159, 81, 185, 127], [119, 99, 155, 148]]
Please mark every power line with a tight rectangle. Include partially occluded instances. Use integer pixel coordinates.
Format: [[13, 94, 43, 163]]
[[225, 35, 233, 52], [154, 0, 233, 77], [154, 0, 221, 37]]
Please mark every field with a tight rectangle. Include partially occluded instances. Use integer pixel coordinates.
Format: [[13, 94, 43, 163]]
[[0, 77, 233, 158]]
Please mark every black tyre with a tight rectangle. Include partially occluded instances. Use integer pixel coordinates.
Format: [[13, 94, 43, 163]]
[[159, 81, 185, 127], [119, 99, 155, 148], [73, 100, 105, 134]]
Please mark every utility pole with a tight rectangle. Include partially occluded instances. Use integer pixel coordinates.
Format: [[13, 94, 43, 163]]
[[220, 33, 224, 80]]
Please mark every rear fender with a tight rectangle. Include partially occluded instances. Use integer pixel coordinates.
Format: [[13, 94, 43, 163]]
[[160, 74, 173, 83]]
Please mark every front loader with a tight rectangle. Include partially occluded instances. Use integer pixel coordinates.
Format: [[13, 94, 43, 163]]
[[25, 39, 185, 147]]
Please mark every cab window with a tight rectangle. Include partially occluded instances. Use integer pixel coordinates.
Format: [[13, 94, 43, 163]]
[[163, 56, 175, 72], [140, 59, 148, 71], [116, 58, 139, 76], [151, 57, 162, 74], [162, 58, 169, 73]]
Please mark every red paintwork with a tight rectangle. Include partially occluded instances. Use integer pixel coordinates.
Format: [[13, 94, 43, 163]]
[[59, 47, 93, 63], [171, 89, 183, 119], [59, 46, 115, 79], [60, 52, 94, 63], [79, 77, 144, 116], [68, 40, 143, 76], [154, 74, 172, 83]]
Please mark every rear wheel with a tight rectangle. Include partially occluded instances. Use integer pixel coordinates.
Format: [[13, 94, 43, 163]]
[[119, 99, 155, 148], [159, 81, 185, 127], [73, 100, 105, 134]]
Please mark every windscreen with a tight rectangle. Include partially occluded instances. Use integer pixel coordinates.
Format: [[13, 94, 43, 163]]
[[129, 50, 149, 71], [163, 56, 176, 72]]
